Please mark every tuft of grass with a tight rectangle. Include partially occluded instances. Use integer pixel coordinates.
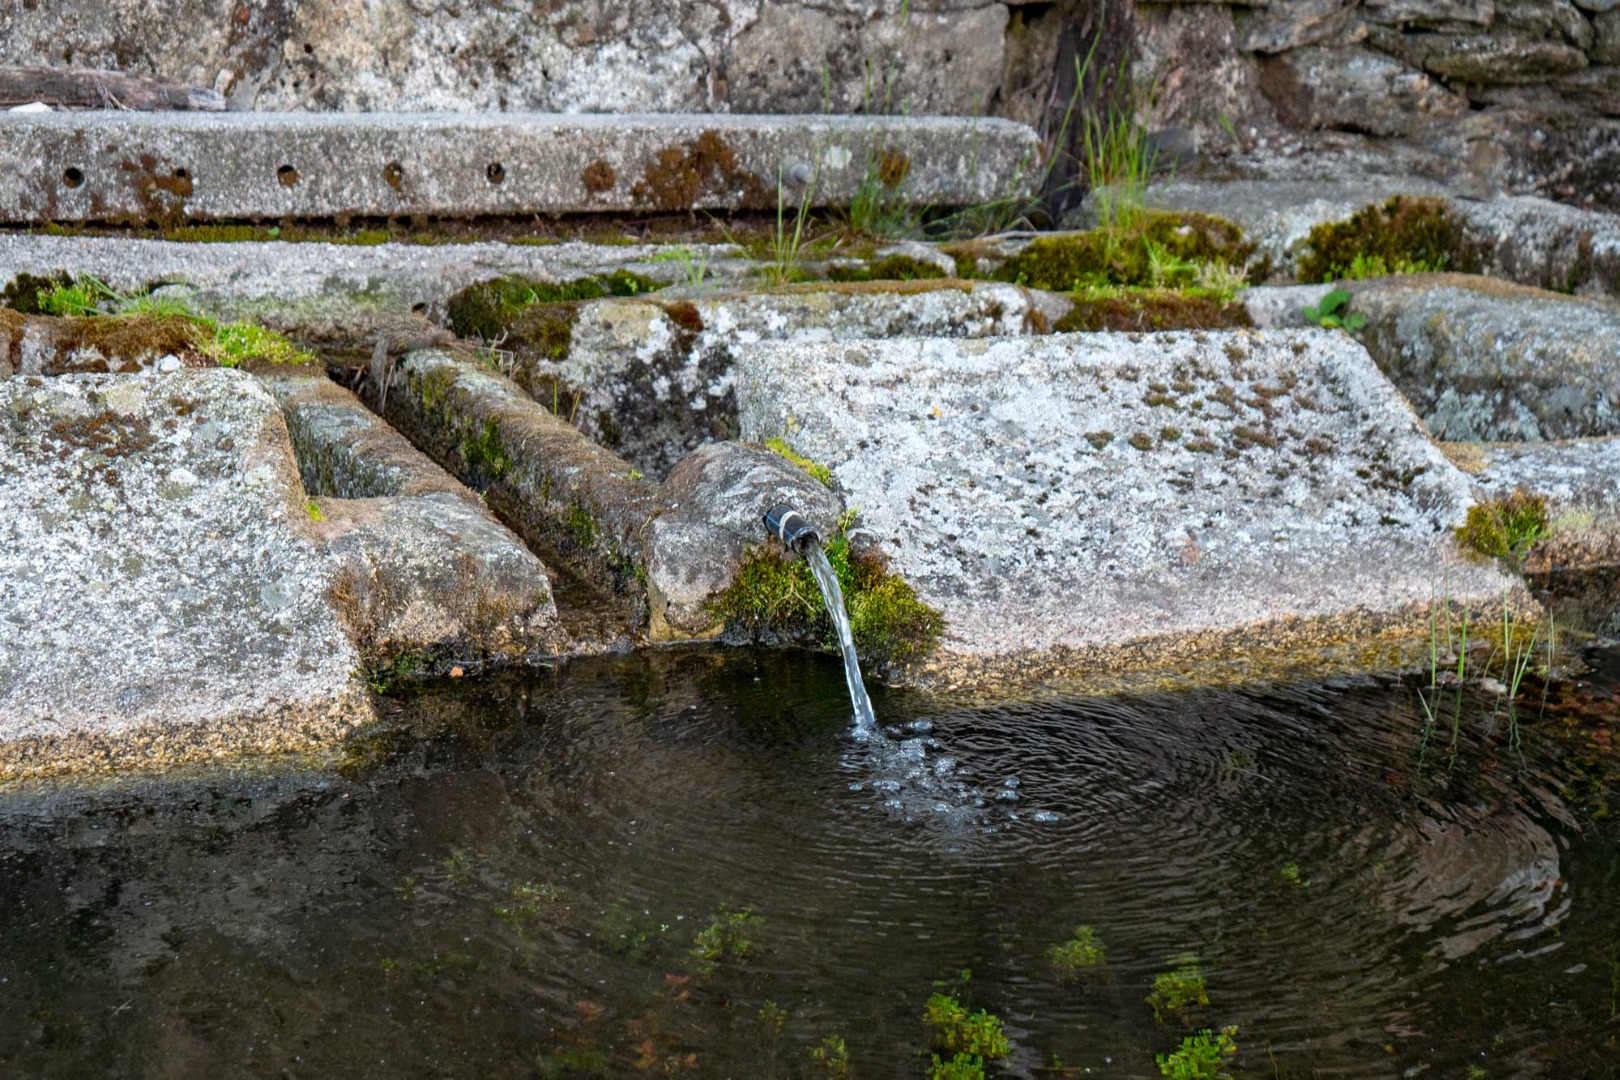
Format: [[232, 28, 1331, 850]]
[[1049, 925, 1107, 978], [1082, 37, 1161, 235], [1456, 490, 1549, 568], [763, 164, 817, 287], [39, 274, 117, 316], [1157, 1025, 1239, 1080], [1147, 957, 1210, 1023]]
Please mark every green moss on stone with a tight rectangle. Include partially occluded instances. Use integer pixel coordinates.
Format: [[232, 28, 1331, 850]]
[[1297, 196, 1483, 284], [1053, 287, 1253, 333], [709, 531, 944, 670], [459, 418, 512, 485], [565, 505, 601, 550], [446, 271, 661, 339], [203, 321, 317, 367], [1456, 490, 1549, 567], [2, 271, 75, 314], [993, 212, 1258, 292], [765, 437, 832, 486], [826, 253, 947, 283]]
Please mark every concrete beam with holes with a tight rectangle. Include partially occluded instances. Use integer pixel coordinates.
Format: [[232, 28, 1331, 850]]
[[0, 112, 1042, 224]]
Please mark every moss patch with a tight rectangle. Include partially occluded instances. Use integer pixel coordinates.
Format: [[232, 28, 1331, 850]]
[[1456, 490, 1550, 568], [3, 271, 76, 314], [992, 212, 1258, 292], [446, 271, 661, 340], [1054, 288, 1252, 332], [458, 418, 512, 486], [202, 321, 317, 367], [710, 531, 944, 671], [1297, 196, 1484, 284], [825, 253, 947, 283], [764, 437, 832, 486]]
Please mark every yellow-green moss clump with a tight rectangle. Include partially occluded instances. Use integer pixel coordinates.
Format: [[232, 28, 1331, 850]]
[[202, 321, 318, 367], [711, 533, 944, 671], [446, 271, 661, 340], [825, 253, 947, 283], [1297, 196, 1483, 284], [991, 212, 1259, 292], [765, 437, 832, 486], [1456, 490, 1549, 567], [1053, 288, 1252, 333]]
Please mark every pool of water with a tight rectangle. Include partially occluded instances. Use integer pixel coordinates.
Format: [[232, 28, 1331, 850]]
[[1, 648, 1617, 1079]]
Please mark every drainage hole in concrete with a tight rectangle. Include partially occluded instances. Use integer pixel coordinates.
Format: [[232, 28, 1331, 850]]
[[173, 167, 190, 181], [277, 164, 300, 188], [382, 161, 404, 192], [486, 161, 506, 185], [63, 167, 84, 189]]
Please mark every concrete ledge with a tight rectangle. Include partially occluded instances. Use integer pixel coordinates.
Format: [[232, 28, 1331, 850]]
[[0, 112, 1041, 223]]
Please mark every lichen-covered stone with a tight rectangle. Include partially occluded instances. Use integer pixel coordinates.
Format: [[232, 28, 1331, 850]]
[[0, 369, 373, 779], [735, 330, 1518, 691], [1262, 46, 1468, 138], [1347, 273, 1620, 441], [512, 281, 1050, 478], [647, 441, 844, 641]]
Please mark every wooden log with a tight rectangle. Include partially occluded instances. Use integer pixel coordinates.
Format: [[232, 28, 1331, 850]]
[[0, 67, 226, 111]]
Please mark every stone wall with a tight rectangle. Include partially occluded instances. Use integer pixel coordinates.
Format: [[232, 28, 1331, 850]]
[[3, 0, 1618, 207]]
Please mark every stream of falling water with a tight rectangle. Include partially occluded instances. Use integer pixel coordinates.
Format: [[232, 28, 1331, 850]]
[[802, 541, 878, 738]]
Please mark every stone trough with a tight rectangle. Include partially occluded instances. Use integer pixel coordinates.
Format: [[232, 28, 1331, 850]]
[[0, 112, 1041, 222]]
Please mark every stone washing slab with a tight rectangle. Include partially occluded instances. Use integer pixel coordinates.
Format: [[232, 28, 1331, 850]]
[[0, 369, 374, 780], [0, 112, 1041, 223], [735, 330, 1519, 690], [1452, 436, 1620, 573], [263, 376, 564, 666], [0, 232, 756, 345], [523, 280, 1054, 478]]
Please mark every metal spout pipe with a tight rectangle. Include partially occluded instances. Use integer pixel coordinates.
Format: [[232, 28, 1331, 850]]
[[763, 504, 819, 552]]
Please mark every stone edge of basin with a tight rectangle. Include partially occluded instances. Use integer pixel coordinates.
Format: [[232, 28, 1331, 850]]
[[0, 112, 1042, 222]]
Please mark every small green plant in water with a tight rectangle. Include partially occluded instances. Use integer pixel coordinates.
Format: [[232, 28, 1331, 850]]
[[494, 882, 570, 933], [808, 1034, 850, 1078], [1456, 490, 1549, 568], [765, 436, 833, 486], [690, 908, 763, 975], [1157, 1025, 1239, 1080], [1147, 957, 1209, 1023], [929, 1052, 987, 1080], [1302, 289, 1364, 332], [1273, 862, 1308, 888], [757, 999, 789, 1034], [922, 993, 1010, 1060], [1049, 925, 1106, 978]]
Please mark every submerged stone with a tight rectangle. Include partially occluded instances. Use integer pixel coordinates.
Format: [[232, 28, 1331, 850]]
[[735, 330, 1518, 690], [0, 369, 373, 779]]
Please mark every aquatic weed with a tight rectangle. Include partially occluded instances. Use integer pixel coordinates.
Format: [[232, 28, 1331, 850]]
[[1048, 925, 1106, 978], [923, 991, 1010, 1060], [1147, 957, 1209, 1023], [690, 907, 763, 975], [929, 1052, 987, 1080], [808, 1034, 850, 1078], [1273, 863, 1308, 889], [1157, 1025, 1238, 1079]]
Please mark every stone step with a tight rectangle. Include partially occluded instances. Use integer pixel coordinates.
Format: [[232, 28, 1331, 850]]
[[0, 112, 1041, 224], [733, 329, 1521, 691]]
